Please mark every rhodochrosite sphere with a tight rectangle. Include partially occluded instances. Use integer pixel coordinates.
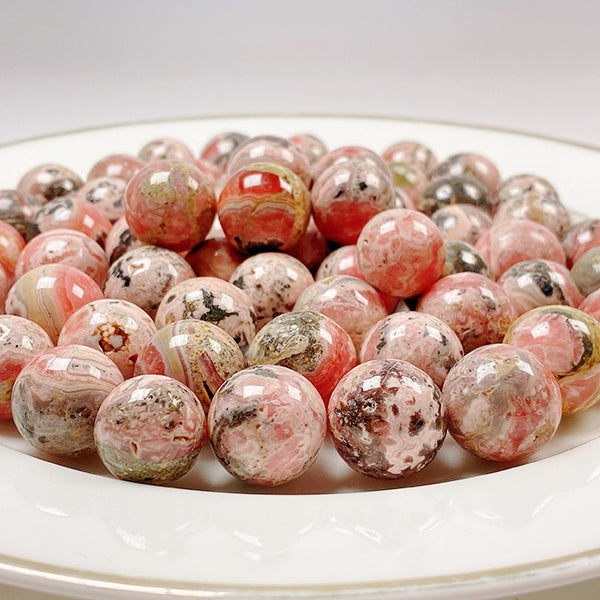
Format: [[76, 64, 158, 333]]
[[357, 208, 445, 298], [217, 162, 311, 253], [125, 160, 216, 252]]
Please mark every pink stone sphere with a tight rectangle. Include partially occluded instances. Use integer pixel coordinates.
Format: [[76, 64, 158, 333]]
[[208, 364, 327, 486], [356, 208, 445, 298]]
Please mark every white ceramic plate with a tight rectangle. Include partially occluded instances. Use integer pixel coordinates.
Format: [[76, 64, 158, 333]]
[[1, 115, 600, 600]]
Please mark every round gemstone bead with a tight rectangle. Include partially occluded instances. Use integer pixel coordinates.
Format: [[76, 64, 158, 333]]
[[208, 364, 326, 486], [442, 344, 562, 461]]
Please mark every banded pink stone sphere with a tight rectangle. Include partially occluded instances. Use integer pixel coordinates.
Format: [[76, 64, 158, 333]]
[[11, 344, 124, 457], [208, 364, 327, 486], [125, 160, 216, 252]]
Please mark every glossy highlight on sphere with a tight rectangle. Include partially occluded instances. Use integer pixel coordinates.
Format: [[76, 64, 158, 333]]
[[135, 319, 245, 414], [0, 315, 54, 420], [442, 344, 562, 461], [417, 272, 518, 353], [218, 162, 311, 253], [356, 208, 445, 298], [154, 276, 257, 354], [5, 264, 104, 343], [208, 365, 327, 486], [294, 275, 389, 350], [11, 344, 124, 457], [360, 312, 464, 389], [504, 306, 600, 414], [246, 310, 358, 404], [58, 298, 157, 379], [94, 374, 207, 484], [328, 359, 446, 479], [125, 160, 216, 252]]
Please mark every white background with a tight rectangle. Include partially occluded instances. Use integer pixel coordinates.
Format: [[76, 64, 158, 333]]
[[0, 1, 599, 599]]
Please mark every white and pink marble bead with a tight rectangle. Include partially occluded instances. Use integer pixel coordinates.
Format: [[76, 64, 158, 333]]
[[15, 228, 109, 286], [125, 160, 216, 253], [208, 364, 327, 486], [442, 344, 562, 462], [310, 159, 395, 245], [58, 298, 157, 379], [562, 218, 600, 268], [504, 306, 600, 414], [475, 218, 566, 278], [102, 245, 195, 319], [199, 131, 249, 175], [17, 163, 84, 203], [417, 272, 518, 353], [328, 359, 446, 479], [138, 137, 195, 163], [32, 196, 113, 248], [381, 140, 438, 175], [246, 310, 358, 405], [431, 203, 493, 246], [294, 275, 389, 350], [312, 144, 394, 184], [5, 264, 105, 343], [230, 252, 314, 330], [94, 374, 207, 483], [0, 315, 53, 420], [288, 133, 328, 165], [87, 153, 145, 183], [75, 176, 126, 223], [498, 259, 583, 315], [359, 312, 464, 389], [11, 344, 124, 457], [154, 276, 257, 354], [356, 208, 446, 298], [134, 319, 245, 414]]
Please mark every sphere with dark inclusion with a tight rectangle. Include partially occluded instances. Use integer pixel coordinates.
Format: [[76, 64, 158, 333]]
[[0, 189, 42, 240], [246, 310, 358, 404], [95, 374, 207, 484], [498, 258, 583, 316], [135, 319, 245, 415], [442, 344, 562, 461], [17, 163, 83, 203], [328, 359, 446, 479], [430, 152, 501, 195], [208, 364, 327, 486], [311, 159, 396, 245], [441, 240, 492, 278], [199, 131, 249, 174], [418, 175, 492, 216], [12, 344, 124, 457], [571, 246, 600, 297], [504, 306, 600, 414]]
